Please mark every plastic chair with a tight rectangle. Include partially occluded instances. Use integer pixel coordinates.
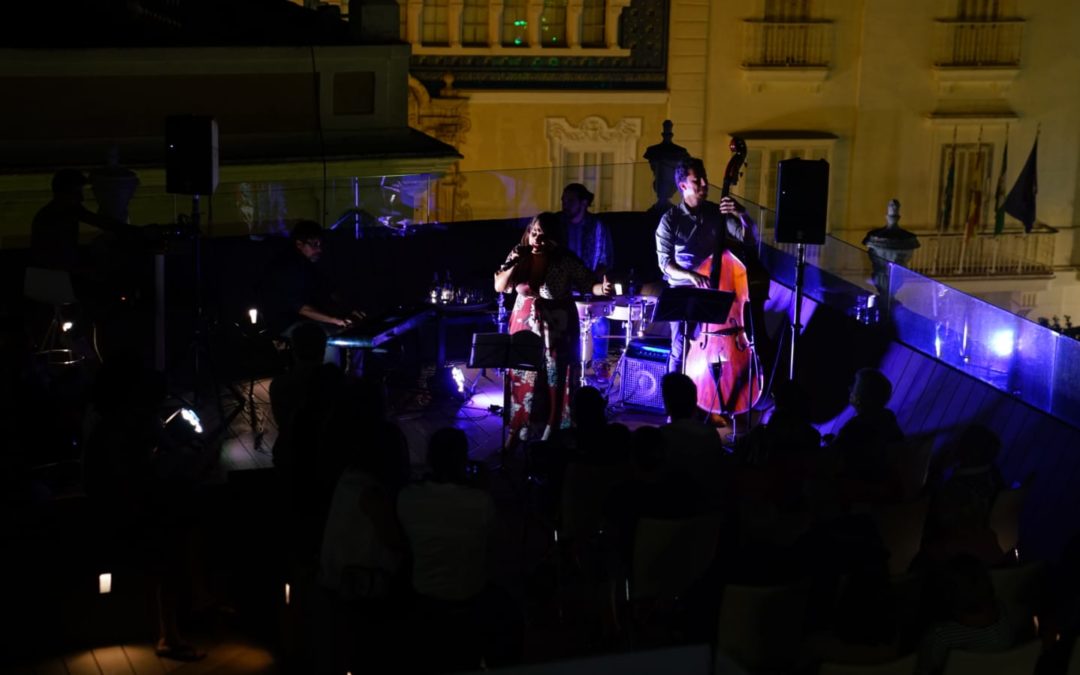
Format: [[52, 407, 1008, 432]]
[[716, 583, 807, 672], [941, 638, 1042, 675], [629, 514, 724, 601], [989, 560, 1046, 639], [989, 474, 1033, 557], [819, 653, 916, 675], [1067, 639, 1080, 675]]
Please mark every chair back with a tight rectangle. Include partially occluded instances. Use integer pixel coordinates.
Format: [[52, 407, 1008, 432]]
[[716, 583, 807, 671], [1067, 638, 1080, 675], [989, 560, 1046, 639], [630, 513, 724, 601], [989, 474, 1033, 556], [819, 653, 917, 675], [941, 638, 1041, 675]]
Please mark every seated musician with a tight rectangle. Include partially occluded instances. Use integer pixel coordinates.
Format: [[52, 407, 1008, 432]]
[[30, 168, 130, 273], [654, 156, 760, 374], [259, 220, 365, 363]]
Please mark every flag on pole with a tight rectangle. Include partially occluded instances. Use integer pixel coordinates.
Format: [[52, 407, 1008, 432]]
[[1003, 133, 1038, 233], [940, 129, 958, 231], [993, 132, 1009, 235], [964, 130, 984, 240]]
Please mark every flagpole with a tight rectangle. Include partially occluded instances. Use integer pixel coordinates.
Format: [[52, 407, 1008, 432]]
[[958, 126, 982, 274]]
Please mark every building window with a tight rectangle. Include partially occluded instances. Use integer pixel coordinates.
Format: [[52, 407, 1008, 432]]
[[502, 0, 529, 46], [937, 142, 993, 232], [736, 140, 833, 231], [581, 0, 605, 45], [541, 0, 568, 46], [764, 0, 811, 21], [560, 152, 616, 211], [461, 0, 489, 45], [955, 0, 1012, 20], [421, 0, 449, 45], [546, 116, 642, 212]]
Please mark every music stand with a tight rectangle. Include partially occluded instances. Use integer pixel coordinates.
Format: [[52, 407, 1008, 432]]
[[654, 287, 736, 375], [469, 331, 544, 450]]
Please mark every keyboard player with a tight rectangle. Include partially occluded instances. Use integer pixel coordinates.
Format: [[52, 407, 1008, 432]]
[[258, 220, 366, 364]]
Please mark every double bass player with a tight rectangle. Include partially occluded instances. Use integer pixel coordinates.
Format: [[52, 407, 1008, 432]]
[[655, 156, 761, 375]]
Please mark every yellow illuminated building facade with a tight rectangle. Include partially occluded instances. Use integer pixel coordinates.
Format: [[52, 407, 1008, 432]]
[[376, 0, 1080, 322]]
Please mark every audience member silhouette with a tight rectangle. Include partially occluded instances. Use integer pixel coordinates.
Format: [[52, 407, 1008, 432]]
[[830, 368, 904, 498], [318, 411, 409, 674], [915, 554, 1015, 675], [603, 426, 704, 566], [30, 168, 128, 273], [659, 373, 728, 507], [397, 428, 521, 672], [82, 359, 205, 661]]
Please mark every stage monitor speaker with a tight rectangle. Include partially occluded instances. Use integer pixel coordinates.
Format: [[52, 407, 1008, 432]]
[[621, 340, 669, 411], [774, 158, 829, 245], [165, 115, 219, 196]]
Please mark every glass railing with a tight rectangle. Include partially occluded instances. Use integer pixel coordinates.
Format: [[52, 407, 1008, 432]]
[[760, 229, 1080, 428], [0, 162, 664, 246], [5, 159, 1078, 427]]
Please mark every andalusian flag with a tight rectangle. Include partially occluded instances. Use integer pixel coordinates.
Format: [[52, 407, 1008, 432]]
[[993, 135, 1008, 235]]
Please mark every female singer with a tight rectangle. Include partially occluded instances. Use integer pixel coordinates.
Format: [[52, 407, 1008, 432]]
[[494, 212, 614, 445]]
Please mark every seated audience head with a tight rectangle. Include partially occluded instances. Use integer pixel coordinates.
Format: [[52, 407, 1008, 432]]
[[572, 386, 607, 430], [291, 219, 324, 262], [630, 425, 666, 474], [954, 424, 1001, 468], [291, 321, 328, 366], [662, 372, 698, 420], [427, 427, 469, 484], [849, 367, 892, 413]]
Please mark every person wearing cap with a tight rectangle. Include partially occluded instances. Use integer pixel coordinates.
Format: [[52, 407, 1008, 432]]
[[30, 168, 128, 272]]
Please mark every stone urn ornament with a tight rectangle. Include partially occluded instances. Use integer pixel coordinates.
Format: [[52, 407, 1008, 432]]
[[863, 199, 920, 300]]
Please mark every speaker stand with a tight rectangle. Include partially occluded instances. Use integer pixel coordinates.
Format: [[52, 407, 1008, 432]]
[[789, 243, 807, 381]]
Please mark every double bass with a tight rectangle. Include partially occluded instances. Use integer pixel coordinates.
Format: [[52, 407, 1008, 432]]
[[685, 138, 765, 416]]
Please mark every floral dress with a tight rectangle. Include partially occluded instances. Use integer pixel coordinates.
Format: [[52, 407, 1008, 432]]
[[503, 247, 598, 442]]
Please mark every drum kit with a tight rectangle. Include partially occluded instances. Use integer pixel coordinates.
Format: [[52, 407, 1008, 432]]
[[574, 292, 659, 388]]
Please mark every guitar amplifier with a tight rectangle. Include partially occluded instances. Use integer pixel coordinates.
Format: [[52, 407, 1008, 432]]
[[621, 340, 670, 411]]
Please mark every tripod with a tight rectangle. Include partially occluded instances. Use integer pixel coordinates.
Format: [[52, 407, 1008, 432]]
[[165, 193, 246, 441]]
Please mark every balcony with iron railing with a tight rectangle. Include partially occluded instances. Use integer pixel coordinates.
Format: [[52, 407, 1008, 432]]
[[741, 19, 833, 69], [907, 227, 1054, 278], [933, 18, 1024, 67]]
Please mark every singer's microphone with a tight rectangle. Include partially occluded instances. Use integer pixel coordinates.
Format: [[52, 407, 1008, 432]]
[[499, 245, 530, 272]]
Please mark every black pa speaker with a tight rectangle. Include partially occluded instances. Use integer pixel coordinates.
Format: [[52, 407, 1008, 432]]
[[621, 340, 669, 411], [774, 158, 829, 245], [165, 115, 219, 196]]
